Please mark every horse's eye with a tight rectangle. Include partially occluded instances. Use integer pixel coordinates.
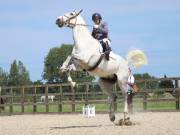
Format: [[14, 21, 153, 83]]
[[70, 13, 74, 16]]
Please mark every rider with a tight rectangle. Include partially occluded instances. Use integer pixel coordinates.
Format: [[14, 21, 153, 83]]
[[91, 13, 111, 60]]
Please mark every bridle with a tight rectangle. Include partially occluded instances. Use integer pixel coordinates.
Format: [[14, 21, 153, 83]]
[[61, 10, 92, 28]]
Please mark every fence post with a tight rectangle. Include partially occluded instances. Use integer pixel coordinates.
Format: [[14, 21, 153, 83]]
[[45, 85, 49, 113], [33, 87, 37, 113], [143, 91, 147, 111], [144, 81, 147, 89], [71, 86, 75, 112], [175, 80, 179, 110], [21, 87, 25, 113], [85, 83, 89, 105], [10, 88, 13, 114], [58, 86, 62, 112]]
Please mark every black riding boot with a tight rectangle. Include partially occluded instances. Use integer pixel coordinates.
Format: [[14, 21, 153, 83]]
[[102, 42, 111, 61]]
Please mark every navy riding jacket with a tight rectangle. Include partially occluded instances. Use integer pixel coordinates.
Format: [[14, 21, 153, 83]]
[[91, 22, 109, 41]]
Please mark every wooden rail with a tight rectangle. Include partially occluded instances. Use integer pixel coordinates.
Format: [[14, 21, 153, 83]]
[[0, 77, 180, 115]]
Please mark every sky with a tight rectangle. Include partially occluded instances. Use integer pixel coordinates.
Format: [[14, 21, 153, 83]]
[[0, 0, 180, 81]]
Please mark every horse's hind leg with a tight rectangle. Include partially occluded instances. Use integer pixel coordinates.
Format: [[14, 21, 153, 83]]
[[117, 78, 134, 125], [98, 78, 117, 122], [117, 79, 128, 113]]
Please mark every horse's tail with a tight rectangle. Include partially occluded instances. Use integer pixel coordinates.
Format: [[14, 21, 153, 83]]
[[126, 49, 148, 68]]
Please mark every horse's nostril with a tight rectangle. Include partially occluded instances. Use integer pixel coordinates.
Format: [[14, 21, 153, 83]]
[[56, 19, 60, 24], [56, 18, 63, 27]]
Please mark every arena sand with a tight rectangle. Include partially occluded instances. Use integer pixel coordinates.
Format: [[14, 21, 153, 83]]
[[0, 112, 180, 135]]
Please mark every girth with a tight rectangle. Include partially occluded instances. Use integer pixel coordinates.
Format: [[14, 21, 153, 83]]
[[87, 51, 110, 71]]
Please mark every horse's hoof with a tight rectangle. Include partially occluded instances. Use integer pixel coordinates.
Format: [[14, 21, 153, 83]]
[[110, 115, 115, 122], [124, 117, 133, 126], [115, 118, 133, 126], [125, 117, 130, 121], [116, 119, 124, 126], [124, 119, 133, 126]]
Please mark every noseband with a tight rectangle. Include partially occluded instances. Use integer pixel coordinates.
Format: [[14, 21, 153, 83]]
[[61, 10, 92, 28]]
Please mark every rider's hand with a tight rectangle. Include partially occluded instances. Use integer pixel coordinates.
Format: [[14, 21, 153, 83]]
[[93, 24, 99, 29]]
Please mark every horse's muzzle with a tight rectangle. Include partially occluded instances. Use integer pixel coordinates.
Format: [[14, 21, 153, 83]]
[[56, 18, 63, 27]]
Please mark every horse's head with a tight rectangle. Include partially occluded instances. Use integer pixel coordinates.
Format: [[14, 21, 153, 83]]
[[56, 9, 83, 28]]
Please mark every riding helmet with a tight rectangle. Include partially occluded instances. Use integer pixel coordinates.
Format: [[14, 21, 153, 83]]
[[92, 13, 102, 21]]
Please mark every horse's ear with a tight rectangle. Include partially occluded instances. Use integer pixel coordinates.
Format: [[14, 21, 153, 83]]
[[79, 9, 83, 14], [76, 9, 83, 16]]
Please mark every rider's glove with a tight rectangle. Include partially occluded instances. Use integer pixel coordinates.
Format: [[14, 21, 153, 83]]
[[93, 27, 101, 33]]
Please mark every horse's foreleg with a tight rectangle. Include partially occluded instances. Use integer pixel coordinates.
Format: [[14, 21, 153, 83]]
[[67, 72, 76, 88], [60, 56, 72, 72]]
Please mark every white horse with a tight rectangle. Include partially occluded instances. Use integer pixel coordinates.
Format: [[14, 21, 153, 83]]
[[40, 95, 55, 102], [56, 10, 147, 124]]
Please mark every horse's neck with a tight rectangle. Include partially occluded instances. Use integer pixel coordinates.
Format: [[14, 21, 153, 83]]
[[72, 16, 99, 53]]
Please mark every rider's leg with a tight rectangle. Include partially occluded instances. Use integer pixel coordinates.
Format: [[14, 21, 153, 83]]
[[102, 38, 111, 60]]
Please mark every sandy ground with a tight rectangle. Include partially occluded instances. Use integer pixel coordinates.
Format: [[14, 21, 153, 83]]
[[0, 112, 180, 135]]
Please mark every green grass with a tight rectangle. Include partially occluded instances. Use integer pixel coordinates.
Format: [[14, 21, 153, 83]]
[[147, 101, 176, 110], [1, 100, 178, 114]]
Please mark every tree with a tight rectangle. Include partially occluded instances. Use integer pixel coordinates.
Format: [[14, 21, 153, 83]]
[[43, 44, 73, 83], [8, 60, 19, 86], [134, 73, 154, 80], [32, 80, 44, 85], [134, 73, 157, 89], [159, 75, 174, 88], [8, 60, 31, 86], [0, 67, 8, 86], [43, 44, 95, 83]]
